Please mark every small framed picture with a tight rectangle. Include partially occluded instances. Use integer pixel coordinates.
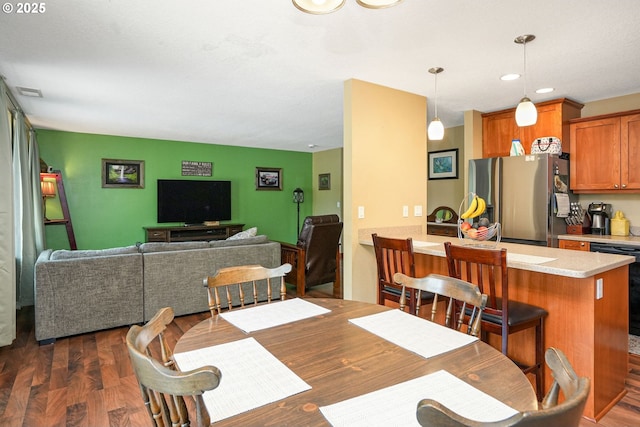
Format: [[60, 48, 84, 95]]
[[428, 149, 458, 180], [255, 167, 282, 191], [319, 173, 331, 190], [101, 159, 145, 188]]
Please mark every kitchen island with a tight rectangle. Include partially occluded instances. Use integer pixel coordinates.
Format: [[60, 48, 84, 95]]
[[360, 229, 634, 421]]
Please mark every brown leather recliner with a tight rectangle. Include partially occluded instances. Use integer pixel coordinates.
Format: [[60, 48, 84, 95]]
[[280, 215, 343, 298]]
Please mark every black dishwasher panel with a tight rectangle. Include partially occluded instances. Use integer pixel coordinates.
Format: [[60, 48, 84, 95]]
[[590, 243, 640, 336]]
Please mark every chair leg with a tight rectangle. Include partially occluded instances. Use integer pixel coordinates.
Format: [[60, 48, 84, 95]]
[[535, 320, 545, 401]]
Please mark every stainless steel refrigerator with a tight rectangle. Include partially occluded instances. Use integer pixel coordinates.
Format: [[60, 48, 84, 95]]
[[467, 154, 574, 247]]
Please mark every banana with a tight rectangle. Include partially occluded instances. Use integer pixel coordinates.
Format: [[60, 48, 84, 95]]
[[470, 196, 486, 218], [460, 195, 478, 219]]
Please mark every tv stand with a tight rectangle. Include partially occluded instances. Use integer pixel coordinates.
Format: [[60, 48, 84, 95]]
[[144, 224, 245, 243]]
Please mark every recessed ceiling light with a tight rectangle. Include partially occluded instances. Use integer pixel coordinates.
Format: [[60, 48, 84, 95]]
[[16, 86, 43, 97], [500, 73, 520, 81], [308, 144, 317, 148], [536, 87, 554, 94]]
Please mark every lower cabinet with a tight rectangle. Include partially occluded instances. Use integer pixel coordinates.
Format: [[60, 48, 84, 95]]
[[559, 239, 590, 251]]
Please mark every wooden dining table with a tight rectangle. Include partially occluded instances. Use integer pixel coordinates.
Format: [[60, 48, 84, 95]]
[[173, 298, 538, 426]]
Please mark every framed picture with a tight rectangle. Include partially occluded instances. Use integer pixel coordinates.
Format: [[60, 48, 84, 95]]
[[101, 159, 145, 188], [428, 149, 458, 180], [255, 167, 282, 191], [319, 173, 331, 190]]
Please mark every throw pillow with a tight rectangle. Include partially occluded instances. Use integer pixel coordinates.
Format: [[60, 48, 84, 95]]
[[227, 226, 258, 240]]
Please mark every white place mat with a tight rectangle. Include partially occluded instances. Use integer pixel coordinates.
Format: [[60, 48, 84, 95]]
[[219, 297, 331, 333], [508, 253, 556, 264], [174, 337, 311, 423], [413, 240, 440, 248], [349, 309, 477, 360], [320, 370, 518, 426]]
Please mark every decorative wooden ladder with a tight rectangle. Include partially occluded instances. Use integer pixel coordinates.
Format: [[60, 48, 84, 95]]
[[40, 170, 77, 250]]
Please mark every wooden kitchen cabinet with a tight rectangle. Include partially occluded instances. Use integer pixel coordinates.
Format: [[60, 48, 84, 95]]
[[482, 98, 583, 158], [569, 109, 640, 193], [559, 239, 590, 251]]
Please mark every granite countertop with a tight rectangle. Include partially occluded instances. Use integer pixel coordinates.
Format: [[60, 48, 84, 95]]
[[559, 233, 640, 247], [360, 230, 634, 279]]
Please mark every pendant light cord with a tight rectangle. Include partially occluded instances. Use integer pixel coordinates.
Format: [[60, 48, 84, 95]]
[[522, 40, 528, 97]]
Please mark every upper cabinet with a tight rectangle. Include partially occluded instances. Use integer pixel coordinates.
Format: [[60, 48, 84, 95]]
[[482, 98, 584, 158], [570, 110, 640, 193]]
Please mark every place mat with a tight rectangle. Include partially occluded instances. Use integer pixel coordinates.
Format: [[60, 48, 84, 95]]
[[413, 240, 440, 248], [349, 309, 477, 360], [507, 253, 556, 264], [174, 337, 311, 423], [219, 297, 331, 333], [320, 370, 518, 426]]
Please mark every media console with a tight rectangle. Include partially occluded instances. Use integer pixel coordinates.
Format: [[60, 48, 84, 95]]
[[144, 224, 245, 243]]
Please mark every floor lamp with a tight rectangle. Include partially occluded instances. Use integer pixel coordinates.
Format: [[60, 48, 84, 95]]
[[293, 188, 304, 236]]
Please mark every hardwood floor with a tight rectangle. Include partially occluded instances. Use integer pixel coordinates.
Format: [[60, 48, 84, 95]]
[[1, 283, 639, 426]]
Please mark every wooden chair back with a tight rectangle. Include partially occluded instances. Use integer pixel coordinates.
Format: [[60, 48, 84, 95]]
[[126, 307, 221, 427], [372, 233, 422, 312], [416, 347, 590, 427], [394, 273, 487, 336], [203, 263, 291, 316], [443, 242, 509, 346]]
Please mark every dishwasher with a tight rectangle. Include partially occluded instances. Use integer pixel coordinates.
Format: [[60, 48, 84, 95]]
[[590, 242, 640, 336]]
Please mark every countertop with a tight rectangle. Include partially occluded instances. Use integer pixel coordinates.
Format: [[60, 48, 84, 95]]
[[360, 231, 634, 279], [559, 233, 640, 247]]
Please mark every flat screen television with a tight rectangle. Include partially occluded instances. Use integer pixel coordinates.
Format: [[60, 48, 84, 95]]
[[157, 179, 231, 225]]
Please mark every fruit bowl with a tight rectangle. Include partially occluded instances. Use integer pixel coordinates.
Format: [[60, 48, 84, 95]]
[[457, 193, 501, 244], [458, 221, 500, 241]]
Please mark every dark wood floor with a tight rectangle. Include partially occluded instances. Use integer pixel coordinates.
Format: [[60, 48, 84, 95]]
[[1, 283, 639, 426]]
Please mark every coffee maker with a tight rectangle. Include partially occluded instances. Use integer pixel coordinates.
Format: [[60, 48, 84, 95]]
[[588, 202, 611, 235]]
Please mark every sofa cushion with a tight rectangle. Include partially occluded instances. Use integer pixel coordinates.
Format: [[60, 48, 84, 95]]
[[139, 241, 210, 253], [50, 245, 139, 260], [227, 226, 258, 240], [210, 235, 268, 248]]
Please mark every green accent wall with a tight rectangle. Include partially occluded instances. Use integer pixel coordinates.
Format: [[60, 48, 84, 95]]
[[38, 130, 312, 249]]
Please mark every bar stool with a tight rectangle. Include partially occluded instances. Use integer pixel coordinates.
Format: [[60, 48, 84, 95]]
[[444, 241, 548, 400]]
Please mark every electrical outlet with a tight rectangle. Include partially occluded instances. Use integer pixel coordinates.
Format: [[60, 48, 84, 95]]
[[596, 278, 604, 299], [358, 206, 365, 219], [402, 206, 409, 217], [414, 205, 423, 217]]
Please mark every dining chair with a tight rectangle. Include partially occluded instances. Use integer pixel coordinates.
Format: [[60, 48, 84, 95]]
[[372, 233, 433, 314], [126, 307, 222, 427], [416, 347, 590, 427], [203, 263, 292, 316], [393, 273, 488, 337], [280, 214, 343, 297], [443, 241, 548, 400]]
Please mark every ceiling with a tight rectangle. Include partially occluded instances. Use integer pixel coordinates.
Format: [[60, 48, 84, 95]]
[[1, 0, 639, 152]]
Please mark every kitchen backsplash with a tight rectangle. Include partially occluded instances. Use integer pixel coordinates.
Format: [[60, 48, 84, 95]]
[[578, 193, 640, 236]]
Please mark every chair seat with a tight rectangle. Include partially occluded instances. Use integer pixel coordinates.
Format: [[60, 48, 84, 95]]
[[480, 298, 548, 327]]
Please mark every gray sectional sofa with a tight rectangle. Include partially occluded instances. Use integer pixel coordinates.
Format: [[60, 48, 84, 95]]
[[34, 235, 280, 343]]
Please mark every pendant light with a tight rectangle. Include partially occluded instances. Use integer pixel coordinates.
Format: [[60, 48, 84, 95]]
[[514, 34, 537, 127], [292, 0, 402, 14], [427, 67, 445, 141]]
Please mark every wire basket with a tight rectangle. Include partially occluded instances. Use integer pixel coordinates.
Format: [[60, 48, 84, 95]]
[[457, 193, 501, 246]]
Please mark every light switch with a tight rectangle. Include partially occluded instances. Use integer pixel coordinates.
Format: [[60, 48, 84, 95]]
[[414, 205, 423, 217], [596, 278, 603, 299], [358, 206, 365, 219], [402, 206, 409, 217]]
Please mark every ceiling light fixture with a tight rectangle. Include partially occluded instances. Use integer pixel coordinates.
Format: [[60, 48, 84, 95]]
[[17, 86, 43, 98], [500, 73, 520, 81], [292, 0, 402, 14], [514, 34, 537, 127], [536, 87, 554, 94], [427, 67, 444, 141]]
